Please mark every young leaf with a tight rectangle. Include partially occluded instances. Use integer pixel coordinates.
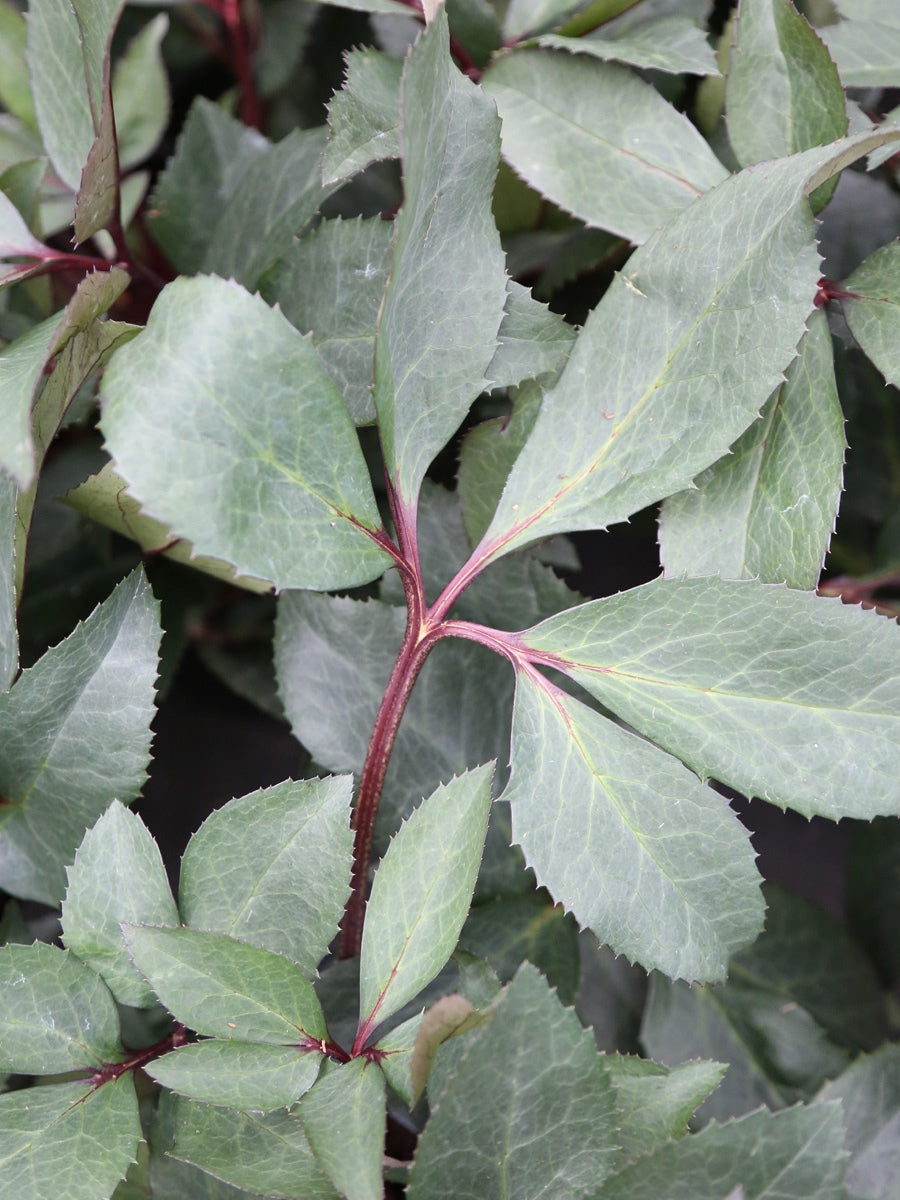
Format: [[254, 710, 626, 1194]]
[[111, 13, 170, 171], [536, 17, 719, 77], [64, 462, 273, 595], [148, 98, 268, 275], [481, 50, 727, 244], [374, 7, 507, 510], [201, 127, 337, 290], [0, 567, 161, 905], [358, 764, 493, 1038], [521, 576, 900, 820], [408, 964, 618, 1200], [607, 1055, 727, 1171], [0, 1076, 140, 1200], [323, 47, 402, 185], [502, 673, 764, 981], [261, 217, 394, 424], [100, 276, 392, 592], [840, 241, 900, 387], [299, 1058, 386, 1200], [0, 941, 124, 1072], [166, 1096, 339, 1200], [470, 132, 900, 570], [147, 1040, 322, 1113], [819, 1044, 900, 1200], [122, 926, 328, 1044], [62, 801, 180, 1009], [373, 1010, 422, 1106], [726, 0, 846, 169], [593, 1100, 848, 1199], [25, 0, 123, 192], [179, 776, 353, 978], [659, 312, 843, 589]]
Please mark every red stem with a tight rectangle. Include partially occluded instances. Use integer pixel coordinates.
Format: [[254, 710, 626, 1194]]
[[90, 1024, 188, 1087], [223, 0, 263, 129]]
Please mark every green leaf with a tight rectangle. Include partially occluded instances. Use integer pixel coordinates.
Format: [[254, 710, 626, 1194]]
[[0, 172, 46, 258], [486, 279, 576, 390], [323, 48, 402, 185], [728, 883, 887, 1053], [26, 0, 123, 191], [0, 266, 131, 489], [502, 0, 591, 40], [482, 50, 727, 244], [374, 1011, 422, 1106], [122, 926, 328, 1043], [275, 593, 514, 842], [111, 13, 170, 171], [166, 1096, 339, 1199], [472, 133, 900, 568], [640, 974, 851, 1123], [148, 98, 268, 276], [62, 801, 179, 1009], [359, 764, 493, 1037], [64, 462, 274, 595], [726, 0, 846, 170], [822, 18, 900, 86], [593, 1100, 848, 1199], [502, 673, 763, 981], [0, 1076, 141, 1200], [179, 777, 353, 978], [521, 575, 900, 820], [100, 276, 391, 592], [0, 941, 123, 1072], [459, 890, 581, 1005], [300, 1058, 386, 1200], [536, 17, 719, 77], [606, 1055, 727, 1171], [841, 240, 900, 387], [408, 963, 618, 1200], [72, 58, 119, 245], [374, 8, 507, 508], [148, 1040, 322, 1112], [0, 568, 160, 905], [659, 312, 843, 589], [819, 1045, 900, 1200], [0, 1, 37, 130], [0, 471, 15, 690], [261, 217, 394, 425], [201, 127, 337, 290]]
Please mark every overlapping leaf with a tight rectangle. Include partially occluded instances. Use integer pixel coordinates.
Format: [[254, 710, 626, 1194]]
[[148, 1041, 322, 1113], [299, 1059, 386, 1200], [537, 17, 719, 77], [726, 0, 846, 169], [659, 312, 843, 589], [62, 801, 179, 1008], [323, 48, 401, 185], [593, 1100, 848, 1199], [166, 1097, 339, 1200], [100, 276, 391, 591], [179, 776, 353, 977], [0, 471, 15, 690], [841, 241, 900, 387], [502, 672, 764, 981], [408, 964, 618, 1200], [520, 575, 900, 819], [481, 50, 727, 244], [822, 12, 900, 87], [374, 8, 508, 509], [0, 941, 123, 1072], [359, 765, 492, 1036], [0, 1076, 141, 1200], [470, 132, 900, 571], [0, 568, 160, 904], [819, 1044, 900, 1200]]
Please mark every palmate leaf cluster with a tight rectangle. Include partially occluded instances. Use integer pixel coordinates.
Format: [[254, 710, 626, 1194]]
[[2, 0, 900, 1196]]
